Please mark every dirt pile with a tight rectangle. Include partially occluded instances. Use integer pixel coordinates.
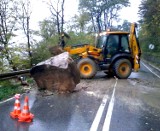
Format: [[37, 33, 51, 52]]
[[30, 46, 80, 93]]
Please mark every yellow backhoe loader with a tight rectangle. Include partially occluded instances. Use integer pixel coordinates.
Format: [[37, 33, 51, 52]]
[[63, 23, 141, 79]]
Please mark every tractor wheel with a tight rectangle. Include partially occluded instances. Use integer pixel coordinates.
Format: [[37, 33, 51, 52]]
[[113, 59, 132, 79], [77, 58, 97, 79]]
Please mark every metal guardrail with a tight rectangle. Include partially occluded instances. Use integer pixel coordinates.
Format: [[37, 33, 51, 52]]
[[0, 69, 30, 80]]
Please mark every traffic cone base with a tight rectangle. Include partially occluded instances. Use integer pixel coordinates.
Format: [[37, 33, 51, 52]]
[[18, 96, 34, 123], [18, 113, 34, 123], [10, 111, 19, 119], [10, 108, 21, 118]]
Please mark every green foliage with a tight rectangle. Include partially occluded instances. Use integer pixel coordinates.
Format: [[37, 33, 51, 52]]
[[79, 0, 130, 31], [72, 12, 91, 32], [0, 80, 22, 101], [32, 19, 61, 64], [139, 0, 160, 27], [31, 17, 96, 64], [32, 42, 52, 65], [0, 0, 19, 71], [10, 46, 31, 69], [117, 20, 131, 32], [39, 19, 57, 40], [31, 19, 61, 65], [66, 32, 95, 45], [31, 34, 60, 64], [26, 77, 34, 84], [139, 0, 160, 64]]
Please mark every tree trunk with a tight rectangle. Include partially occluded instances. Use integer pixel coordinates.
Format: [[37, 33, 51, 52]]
[[104, 12, 107, 30], [96, 14, 102, 33], [27, 16, 32, 67], [91, 13, 96, 32], [4, 45, 17, 71], [61, 0, 65, 33]]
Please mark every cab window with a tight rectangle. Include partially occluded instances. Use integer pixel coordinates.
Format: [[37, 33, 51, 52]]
[[106, 35, 119, 55], [96, 35, 107, 48], [121, 35, 130, 52]]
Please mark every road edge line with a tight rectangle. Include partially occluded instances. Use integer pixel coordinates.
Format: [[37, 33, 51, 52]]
[[102, 79, 117, 131], [90, 94, 108, 131], [148, 63, 160, 72], [0, 93, 26, 104], [141, 62, 160, 79], [0, 97, 14, 104]]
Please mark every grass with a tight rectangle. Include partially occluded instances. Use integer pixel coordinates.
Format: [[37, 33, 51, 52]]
[[0, 80, 24, 101], [27, 77, 34, 84]]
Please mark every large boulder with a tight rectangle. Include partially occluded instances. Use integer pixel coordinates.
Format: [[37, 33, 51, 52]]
[[30, 52, 80, 93]]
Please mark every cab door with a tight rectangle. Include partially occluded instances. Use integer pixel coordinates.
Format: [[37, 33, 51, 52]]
[[104, 34, 119, 59], [104, 34, 130, 62]]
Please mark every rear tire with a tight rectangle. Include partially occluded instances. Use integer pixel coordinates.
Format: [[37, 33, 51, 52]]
[[113, 59, 132, 79], [77, 58, 97, 79]]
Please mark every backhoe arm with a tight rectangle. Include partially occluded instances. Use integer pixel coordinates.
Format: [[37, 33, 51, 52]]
[[129, 23, 141, 71]]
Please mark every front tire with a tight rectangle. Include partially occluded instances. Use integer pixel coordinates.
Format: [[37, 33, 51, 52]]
[[77, 58, 97, 79], [113, 59, 132, 79]]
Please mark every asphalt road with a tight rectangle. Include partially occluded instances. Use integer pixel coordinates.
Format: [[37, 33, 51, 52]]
[[0, 61, 160, 131]]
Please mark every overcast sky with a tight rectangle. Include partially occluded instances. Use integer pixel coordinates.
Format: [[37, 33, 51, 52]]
[[30, 0, 79, 30], [30, 0, 141, 30], [118, 0, 141, 23]]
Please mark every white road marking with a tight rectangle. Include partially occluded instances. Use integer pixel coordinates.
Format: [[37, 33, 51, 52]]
[[0, 97, 14, 104], [90, 95, 108, 131], [142, 62, 160, 79], [102, 79, 117, 131], [0, 93, 25, 104], [148, 63, 160, 72]]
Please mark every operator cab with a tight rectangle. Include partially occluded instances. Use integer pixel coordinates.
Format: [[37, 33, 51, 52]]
[[96, 31, 130, 62]]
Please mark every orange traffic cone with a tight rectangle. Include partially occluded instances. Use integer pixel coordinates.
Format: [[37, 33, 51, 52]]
[[18, 96, 34, 123], [10, 94, 21, 119]]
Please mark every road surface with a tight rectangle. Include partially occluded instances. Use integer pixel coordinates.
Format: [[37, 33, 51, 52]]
[[0, 61, 160, 131]]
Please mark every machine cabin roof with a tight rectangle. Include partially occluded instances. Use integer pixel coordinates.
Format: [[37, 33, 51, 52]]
[[99, 31, 129, 36]]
